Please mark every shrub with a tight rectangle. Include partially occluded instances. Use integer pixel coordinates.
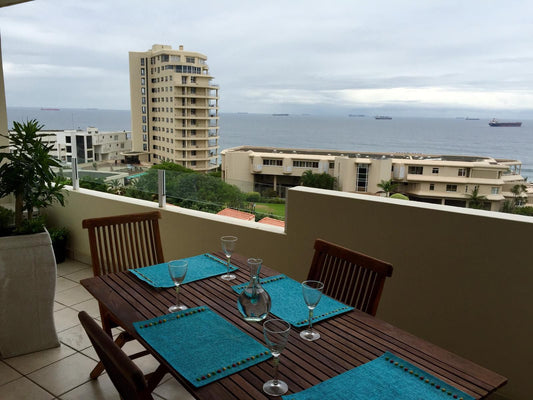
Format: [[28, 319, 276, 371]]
[[245, 192, 261, 202]]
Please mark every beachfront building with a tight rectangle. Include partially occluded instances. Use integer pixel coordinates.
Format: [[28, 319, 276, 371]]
[[129, 44, 219, 172], [10, 127, 134, 165], [221, 146, 530, 211]]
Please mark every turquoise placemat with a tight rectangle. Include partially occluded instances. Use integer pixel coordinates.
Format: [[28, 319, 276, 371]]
[[129, 253, 237, 288], [232, 275, 353, 327], [134, 306, 271, 387], [282, 352, 475, 400]]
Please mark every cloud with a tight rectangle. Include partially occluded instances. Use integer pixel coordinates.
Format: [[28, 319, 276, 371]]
[[1, 0, 533, 113]]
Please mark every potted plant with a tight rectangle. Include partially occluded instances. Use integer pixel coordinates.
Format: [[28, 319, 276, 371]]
[[0, 119, 66, 358], [48, 226, 69, 264]]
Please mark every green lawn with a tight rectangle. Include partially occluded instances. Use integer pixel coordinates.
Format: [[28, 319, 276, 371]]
[[254, 202, 286, 218]]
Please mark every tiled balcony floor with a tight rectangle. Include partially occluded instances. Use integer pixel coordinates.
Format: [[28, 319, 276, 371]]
[[0, 259, 194, 400]]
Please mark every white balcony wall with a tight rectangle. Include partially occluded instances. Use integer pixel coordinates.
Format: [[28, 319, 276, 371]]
[[44, 186, 532, 400]]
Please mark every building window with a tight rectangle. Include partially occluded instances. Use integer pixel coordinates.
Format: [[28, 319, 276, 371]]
[[142, 106, 146, 114], [141, 78, 145, 85], [329, 162, 335, 169], [458, 168, 468, 177], [141, 68, 145, 76], [66, 145, 71, 153], [191, 76, 196, 83], [429, 183, 435, 191], [186, 56, 195, 63], [491, 187, 499, 194], [140, 58, 145, 66], [408, 166, 423, 174], [142, 134, 147, 141], [66, 136, 71, 144], [142, 125, 147, 132], [263, 159, 283, 166], [143, 143, 147, 151], [356, 164, 369, 192], [182, 76, 187, 84], [432, 167, 439, 174], [141, 87, 145, 95], [191, 161, 197, 166], [191, 151, 196, 156], [446, 185, 458, 192], [293, 160, 319, 168]]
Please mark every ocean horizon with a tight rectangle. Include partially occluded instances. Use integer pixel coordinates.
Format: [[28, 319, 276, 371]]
[[7, 106, 533, 178]]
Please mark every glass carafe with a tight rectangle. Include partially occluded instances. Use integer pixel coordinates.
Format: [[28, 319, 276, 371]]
[[237, 258, 271, 322]]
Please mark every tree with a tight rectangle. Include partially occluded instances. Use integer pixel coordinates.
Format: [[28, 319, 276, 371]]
[[132, 162, 246, 213], [390, 193, 409, 200], [467, 186, 487, 209], [301, 170, 336, 190], [0, 120, 65, 232], [377, 179, 398, 197], [511, 183, 527, 207]]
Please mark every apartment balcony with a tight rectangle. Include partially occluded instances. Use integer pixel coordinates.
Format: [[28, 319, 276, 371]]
[[0, 185, 527, 399]]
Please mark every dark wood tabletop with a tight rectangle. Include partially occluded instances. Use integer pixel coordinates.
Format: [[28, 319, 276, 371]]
[[80, 252, 507, 399]]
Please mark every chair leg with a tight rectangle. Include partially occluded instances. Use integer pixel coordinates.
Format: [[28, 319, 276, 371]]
[[146, 364, 168, 392], [89, 331, 130, 379]]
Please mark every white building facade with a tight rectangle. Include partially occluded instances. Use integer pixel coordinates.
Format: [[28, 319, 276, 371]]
[[221, 146, 530, 211]]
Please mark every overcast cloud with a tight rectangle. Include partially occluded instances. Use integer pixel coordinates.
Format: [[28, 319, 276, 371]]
[[1, 0, 533, 116]]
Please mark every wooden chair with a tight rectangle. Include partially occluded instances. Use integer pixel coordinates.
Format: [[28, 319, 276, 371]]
[[307, 239, 393, 316], [82, 211, 164, 378], [78, 311, 167, 400]]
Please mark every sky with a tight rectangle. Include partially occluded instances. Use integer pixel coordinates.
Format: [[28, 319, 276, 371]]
[[1, 0, 533, 117]]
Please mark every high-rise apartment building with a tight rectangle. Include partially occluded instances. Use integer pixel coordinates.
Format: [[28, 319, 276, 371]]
[[129, 44, 219, 171]]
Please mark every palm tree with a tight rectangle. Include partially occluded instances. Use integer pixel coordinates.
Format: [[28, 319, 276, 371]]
[[511, 184, 527, 207], [377, 179, 398, 197], [467, 186, 487, 209]]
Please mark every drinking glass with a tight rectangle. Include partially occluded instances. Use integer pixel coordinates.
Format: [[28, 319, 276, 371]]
[[300, 280, 324, 341], [220, 235, 237, 281], [168, 260, 188, 312], [263, 318, 291, 396]]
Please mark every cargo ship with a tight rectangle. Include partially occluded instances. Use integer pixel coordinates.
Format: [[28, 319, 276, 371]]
[[375, 115, 392, 120], [489, 118, 522, 127]]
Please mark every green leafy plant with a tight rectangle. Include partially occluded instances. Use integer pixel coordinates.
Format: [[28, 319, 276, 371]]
[[0, 205, 14, 236], [0, 119, 65, 235]]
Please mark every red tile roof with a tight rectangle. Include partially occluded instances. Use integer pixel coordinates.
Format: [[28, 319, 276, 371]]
[[217, 208, 255, 221], [258, 217, 285, 227]]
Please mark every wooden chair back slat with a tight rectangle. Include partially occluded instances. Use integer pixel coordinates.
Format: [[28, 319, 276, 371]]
[[78, 311, 154, 400], [82, 211, 164, 276], [307, 239, 393, 316]]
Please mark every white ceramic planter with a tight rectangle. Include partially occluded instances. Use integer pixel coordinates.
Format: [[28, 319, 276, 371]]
[[0, 230, 60, 358]]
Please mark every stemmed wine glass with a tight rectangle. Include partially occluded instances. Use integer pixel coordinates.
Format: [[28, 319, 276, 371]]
[[300, 280, 324, 341], [168, 260, 188, 312], [220, 236, 237, 281], [263, 319, 291, 396]]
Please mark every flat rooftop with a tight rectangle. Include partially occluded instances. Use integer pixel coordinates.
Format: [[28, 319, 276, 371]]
[[226, 146, 511, 163]]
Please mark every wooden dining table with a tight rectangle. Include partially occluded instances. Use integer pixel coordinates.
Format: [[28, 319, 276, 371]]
[[80, 252, 507, 399]]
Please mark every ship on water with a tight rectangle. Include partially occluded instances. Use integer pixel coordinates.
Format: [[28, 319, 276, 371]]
[[375, 115, 392, 120], [488, 118, 522, 127]]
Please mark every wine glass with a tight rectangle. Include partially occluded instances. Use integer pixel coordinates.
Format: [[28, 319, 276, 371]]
[[300, 280, 324, 341], [220, 235, 237, 281], [168, 260, 188, 312], [263, 319, 291, 396]]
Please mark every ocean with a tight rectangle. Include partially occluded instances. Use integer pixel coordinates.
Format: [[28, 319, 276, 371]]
[[7, 107, 533, 178]]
